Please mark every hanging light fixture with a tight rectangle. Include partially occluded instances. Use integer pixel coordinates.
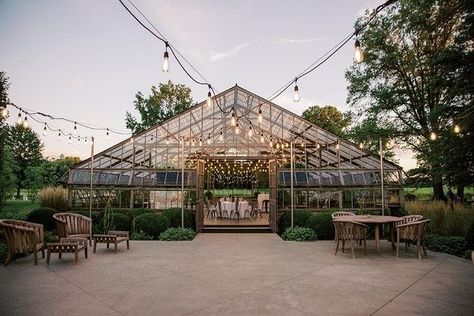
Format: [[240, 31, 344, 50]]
[[354, 35, 364, 63], [316, 142, 320, 150], [260, 132, 264, 143], [73, 122, 77, 136], [430, 131, 437, 141], [166, 136, 170, 145], [269, 138, 273, 148], [206, 85, 212, 109], [57, 130, 61, 142], [258, 105, 263, 123], [231, 110, 236, 127], [335, 141, 340, 150], [248, 125, 253, 137], [415, 138, 421, 145], [22, 115, 28, 129], [1, 106, 8, 118], [191, 138, 195, 146], [235, 122, 240, 135], [293, 78, 300, 102], [106, 128, 109, 140], [219, 130, 223, 141], [16, 112, 23, 125], [43, 123, 47, 136], [359, 143, 364, 149], [207, 133, 211, 145], [199, 137, 203, 146], [453, 124, 461, 134], [68, 136, 72, 144], [162, 42, 170, 72]]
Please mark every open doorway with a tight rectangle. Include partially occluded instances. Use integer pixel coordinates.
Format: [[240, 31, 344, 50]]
[[202, 157, 270, 227]]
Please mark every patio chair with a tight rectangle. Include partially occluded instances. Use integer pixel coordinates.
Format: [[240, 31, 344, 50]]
[[333, 220, 367, 259], [53, 213, 92, 246], [205, 201, 217, 218], [218, 201, 228, 218], [396, 219, 431, 259], [0, 219, 45, 266], [331, 212, 356, 241], [397, 215, 423, 225]]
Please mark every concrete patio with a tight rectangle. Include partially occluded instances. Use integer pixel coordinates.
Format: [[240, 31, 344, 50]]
[[0, 233, 473, 316]]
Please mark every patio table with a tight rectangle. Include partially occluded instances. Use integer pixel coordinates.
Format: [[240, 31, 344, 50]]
[[333, 215, 401, 255], [221, 201, 234, 218]]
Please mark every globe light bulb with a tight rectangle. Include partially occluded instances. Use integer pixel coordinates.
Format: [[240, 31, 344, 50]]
[[316, 142, 320, 150], [17, 112, 23, 125], [1, 107, 8, 118], [219, 131, 223, 141], [207, 134, 211, 145], [258, 107, 263, 123], [235, 123, 240, 135], [22, 116, 28, 128], [354, 39, 364, 63], [293, 83, 300, 102], [73, 122, 77, 136], [199, 137, 202, 146], [415, 138, 421, 145], [231, 111, 236, 127], [162, 46, 170, 72], [68, 136, 72, 144], [335, 142, 340, 150], [269, 138, 273, 148], [166, 137, 170, 145], [43, 124, 47, 136], [206, 90, 212, 109], [430, 132, 437, 141], [57, 131, 61, 142], [248, 125, 253, 137], [260, 133, 264, 143], [454, 124, 461, 134], [106, 129, 109, 140], [359, 143, 364, 149]]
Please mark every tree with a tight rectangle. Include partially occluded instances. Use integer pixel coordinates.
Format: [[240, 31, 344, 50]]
[[6, 124, 44, 198], [345, 0, 472, 200], [125, 81, 193, 134], [0, 71, 10, 206], [301, 105, 352, 137]]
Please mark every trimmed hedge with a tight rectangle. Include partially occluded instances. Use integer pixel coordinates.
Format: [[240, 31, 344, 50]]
[[305, 212, 334, 240], [26, 207, 57, 231], [159, 227, 196, 241], [161, 208, 195, 230], [278, 210, 312, 234], [425, 234, 469, 258], [465, 220, 474, 249], [282, 226, 317, 241], [133, 213, 170, 239], [127, 208, 153, 222], [104, 213, 131, 232]]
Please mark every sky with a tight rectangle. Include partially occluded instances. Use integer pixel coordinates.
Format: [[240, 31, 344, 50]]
[[0, 0, 417, 170]]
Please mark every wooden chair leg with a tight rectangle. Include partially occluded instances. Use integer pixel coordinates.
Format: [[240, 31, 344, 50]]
[[107, 243, 109, 249], [114, 241, 118, 254], [59, 252, 62, 259], [42, 248, 45, 259], [364, 238, 367, 256], [93, 240, 97, 253], [342, 240, 345, 253], [396, 233, 400, 258], [85, 246, 88, 259], [351, 239, 355, 259], [417, 240, 421, 260], [75, 248, 79, 265], [334, 238, 340, 255], [33, 250, 38, 265], [126, 240, 130, 249], [4, 252, 12, 266], [46, 250, 51, 265]]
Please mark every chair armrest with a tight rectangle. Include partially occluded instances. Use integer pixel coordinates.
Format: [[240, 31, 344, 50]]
[[108, 231, 129, 238], [397, 221, 418, 229]]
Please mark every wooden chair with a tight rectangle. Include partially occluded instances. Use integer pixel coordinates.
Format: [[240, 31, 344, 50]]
[[396, 219, 431, 259], [397, 215, 423, 225], [0, 219, 45, 266], [331, 212, 356, 241], [205, 201, 217, 218], [53, 213, 92, 246], [333, 220, 367, 259]]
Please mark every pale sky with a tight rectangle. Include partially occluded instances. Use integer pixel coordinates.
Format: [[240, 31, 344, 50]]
[[0, 0, 417, 170]]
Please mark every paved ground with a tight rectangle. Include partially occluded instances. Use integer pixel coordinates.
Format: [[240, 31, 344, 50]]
[[1, 233, 473, 316]]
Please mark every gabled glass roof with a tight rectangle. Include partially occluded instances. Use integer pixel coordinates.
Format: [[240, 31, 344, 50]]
[[70, 85, 402, 172]]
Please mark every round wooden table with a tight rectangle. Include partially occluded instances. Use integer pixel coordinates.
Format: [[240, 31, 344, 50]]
[[334, 215, 401, 255]]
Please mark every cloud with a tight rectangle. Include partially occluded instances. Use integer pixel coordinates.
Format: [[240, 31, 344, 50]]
[[71, 78, 85, 87], [273, 37, 326, 45], [209, 39, 258, 62]]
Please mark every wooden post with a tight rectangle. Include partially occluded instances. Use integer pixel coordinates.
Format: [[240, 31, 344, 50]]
[[290, 141, 294, 228], [89, 137, 95, 219]]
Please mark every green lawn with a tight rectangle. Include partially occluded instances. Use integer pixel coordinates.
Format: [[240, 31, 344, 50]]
[[0, 200, 40, 218], [404, 186, 474, 200]]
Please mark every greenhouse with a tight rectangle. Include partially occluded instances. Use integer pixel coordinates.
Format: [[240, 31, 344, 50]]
[[65, 85, 404, 232]]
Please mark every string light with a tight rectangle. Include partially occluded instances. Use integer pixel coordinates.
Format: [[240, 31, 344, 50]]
[[219, 130, 223, 141], [235, 122, 240, 135], [359, 143, 364, 149], [16, 112, 23, 125], [316, 142, 321, 150], [260, 132, 264, 143], [1, 106, 8, 118], [415, 138, 421, 145], [22, 115, 29, 129], [166, 136, 170, 145], [57, 130, 61, 142], [68, 136, 72, 144], [206, 85, 212, 109], [230, 110, 236, 127], [293, 79, 300, 102], [248, 125, 253, 137], [258, 106, 263, 123], [162, 42, 170, 72], [106, 128, 109, 140], [207, 133, 211, 145], [335, 141, 340, 150], [73, 122, 77, 136], [43, 123, 47, 136], [453, 124, 461, 134], [269, 138, 273, 148], [430, 132, 437, 141], [354, 35, 364, 63], [199, 137, 203, 146]]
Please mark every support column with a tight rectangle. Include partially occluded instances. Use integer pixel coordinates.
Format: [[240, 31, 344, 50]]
[[290, 141, 294, 228], [89, 137, 95, 218]]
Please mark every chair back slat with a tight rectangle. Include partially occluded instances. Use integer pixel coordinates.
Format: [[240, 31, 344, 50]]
[[53, 213, 92, 237], [331, 212, 356, 219]]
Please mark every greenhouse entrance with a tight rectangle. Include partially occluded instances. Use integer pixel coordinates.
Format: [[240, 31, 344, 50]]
[[65, 85, 403, 233]]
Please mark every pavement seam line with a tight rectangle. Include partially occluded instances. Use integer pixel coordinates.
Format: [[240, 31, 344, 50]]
[[52, 270, 125, 315], [369, 258, 448, 316]]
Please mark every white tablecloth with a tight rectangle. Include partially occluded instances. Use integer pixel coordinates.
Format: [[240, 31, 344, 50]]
[[220, 201, 250, 218], [258, 194, 270, 211]]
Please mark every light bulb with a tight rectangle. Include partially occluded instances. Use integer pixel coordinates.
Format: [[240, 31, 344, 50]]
[[258, 107, 262, 123], [269, 138, 273, 148], [106, 129, 109, 140], [199, 137, 203, 146], [162, 46, 170, 72], [430, 132, 437, 141], [192, 138, 195, 147], [77, 137, 81, 145], [260, 133, 264, 143], [57, 131, 61, 142], [17, 112, 23, 125], [84, 138, 88, 145], [207, 134, 211, 145], [276, 143, 280, 150], [166, 137, 170, 145], [206, 90, 212, 108], [231, 111, 236, 127], [248, 126, 253, 137], [1, 107, 7, 118], [73, 122, 77, 136], [235, 123, 240, 135], [131, 137, 134, 144], [293, 82, 300, 102], [301, 141, 305, 148], [22, 116, 28, 128], [354, 39, 364, 63], [316, 142, 320, 150], [43, 124, 47, 136], [359, 143, 364, 149], [336, 142, 340, 150], [68, 136, 72, 144], [219, 131, 223, 141], [415, 138, 421, 145], [454, 124, 461, 134]]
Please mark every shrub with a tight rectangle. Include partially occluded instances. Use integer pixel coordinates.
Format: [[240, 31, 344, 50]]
[[103, 213, 131, 232], [278, 210, 311, 234], [26, 207, 57, 231], [127, 208, 153, 222], [0, 243, 7, 263], [282, 226, 317, 241], [133, 213, 170, 239], [161, 208, 195, 230], [305, 212, 334, 240], [37, 187, 68, 211], [425, 234, 469, 258], [159, 227, 196, 241], [465, 221, 474, 249], [132, 231, 154, 240]]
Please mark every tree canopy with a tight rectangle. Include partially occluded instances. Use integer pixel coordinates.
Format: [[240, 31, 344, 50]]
[[345, 0, 473, 199], [301, 105, 352, 137], [125, 81, 193, 134], [0, 71, 10, 205]]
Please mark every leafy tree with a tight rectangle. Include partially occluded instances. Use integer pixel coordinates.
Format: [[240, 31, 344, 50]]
[[125, 81, 193, 134], [302, 105, 351, 137], [0, 71, 10, 206], [345, 0, 472, 200], [0, 146, 17, 203], [6, 124, 44, 198]]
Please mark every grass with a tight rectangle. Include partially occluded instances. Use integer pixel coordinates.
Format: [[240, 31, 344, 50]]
[[0, 200, 39, 218], [404, 186, 474, 200]]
